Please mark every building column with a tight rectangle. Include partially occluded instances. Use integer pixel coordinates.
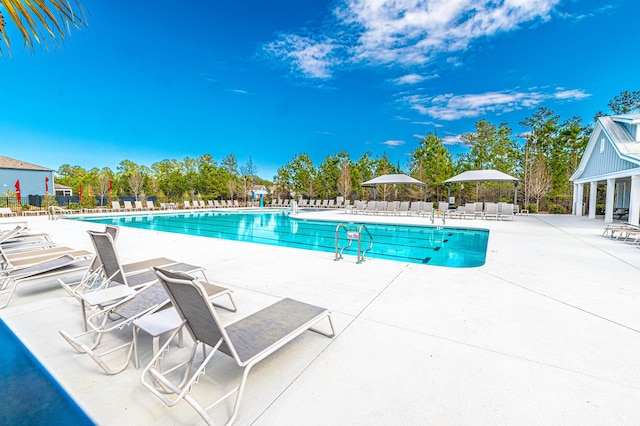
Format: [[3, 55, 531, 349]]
[[575, 183, 584, 216], [588, 182, 598, 219], [629, 175, 640, 225], [572, 183, 578, 215], [605, 178, 615, 223]]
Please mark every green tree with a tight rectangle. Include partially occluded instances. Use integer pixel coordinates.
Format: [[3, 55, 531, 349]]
[[151, 159, 186, 201], [240, 156, 258, 202], [338, 158, 352, 199], [221, 154, 240, 199], [608, 90, 640, 114], [317, 152, 348, 199], [352, 152, 374, 199], [282, 153, 317, 198], [411, 131, 454, 201]]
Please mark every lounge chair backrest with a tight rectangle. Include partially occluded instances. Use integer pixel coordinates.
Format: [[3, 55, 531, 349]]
[[111, 201, 121, 210], [105, 225, 119, 242], [155, 268, 231, 355], [438, 202, 448, 212], [0, 225, 26, 244], [87, 230, 127, 286], [124, 201, 134, 209], [147, 201, 155, 209], [485, 203, 498, 216], [135, 201, 144, 210]]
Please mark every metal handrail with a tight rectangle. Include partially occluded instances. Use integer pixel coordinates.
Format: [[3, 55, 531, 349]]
[[334, 223, 374, 263], [357, 224, 374, 263]]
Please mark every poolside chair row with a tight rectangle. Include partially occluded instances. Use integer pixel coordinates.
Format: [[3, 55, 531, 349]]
[[109, 200, 157, 212], [299, 199, 351, 209], [270, 198, 291, 208], [55, 226, 334, 425], [0, 224, 93, 308], [348, 200, 441, 217], [184, 199, 242, 209], [448, 202, 516, 220]]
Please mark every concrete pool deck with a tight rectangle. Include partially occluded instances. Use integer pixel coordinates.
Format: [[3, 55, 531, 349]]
[[1, 210, 640, 425]]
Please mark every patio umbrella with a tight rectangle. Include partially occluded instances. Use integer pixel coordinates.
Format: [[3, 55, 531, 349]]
[[361, 174, 427, 201], [14, 179, 21, 205], [443, 170, 519, 205]]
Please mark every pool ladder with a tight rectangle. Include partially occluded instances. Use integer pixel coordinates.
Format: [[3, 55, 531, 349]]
[[334, 223, 373, 264]]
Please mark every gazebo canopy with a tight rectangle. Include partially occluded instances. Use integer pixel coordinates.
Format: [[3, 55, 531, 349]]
[[362, 174, 427, 187], [443, 169, 519, 184], [361, 174, 427, 201]]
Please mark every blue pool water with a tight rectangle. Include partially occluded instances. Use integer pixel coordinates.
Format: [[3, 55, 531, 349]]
[[77, 210, 489, 267], [0, 320, 94, 425]]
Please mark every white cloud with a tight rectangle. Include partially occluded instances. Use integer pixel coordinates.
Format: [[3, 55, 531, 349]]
[[442, 135, 464, 145], [382, 139, 405, 147], [393, 73, 435, 85], [265, 0, 562, 78], [403, 87, 590, 120], [231, 89, 251, 95], [263, 34, 339, 79]]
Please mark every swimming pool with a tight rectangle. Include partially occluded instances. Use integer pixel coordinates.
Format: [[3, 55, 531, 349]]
[[77, 210, 489, 267], [0, 319, 94, 425]]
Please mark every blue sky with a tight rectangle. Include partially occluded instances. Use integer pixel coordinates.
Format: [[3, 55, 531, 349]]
[[0, 0, 636, 180]]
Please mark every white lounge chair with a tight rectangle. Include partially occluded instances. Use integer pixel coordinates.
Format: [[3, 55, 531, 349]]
[[59, 274, 236, 375], [0, 253, 92, 309], [142, 268, 334, 425], [0, 208, 16, 217]]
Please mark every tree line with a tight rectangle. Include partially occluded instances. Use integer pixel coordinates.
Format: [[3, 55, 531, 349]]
[[55, 91, 640, 212]]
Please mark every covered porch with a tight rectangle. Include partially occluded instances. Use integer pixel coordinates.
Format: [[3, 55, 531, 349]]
[[570, 114, 640, 225], [572, 174, 638, 223]]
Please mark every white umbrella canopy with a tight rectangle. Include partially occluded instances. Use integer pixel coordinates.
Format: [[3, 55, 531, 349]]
[[443, 169, 519, 183], [443, 169, 519, 205], [361, 174, 427, 200], [362, 174, 427, 186]]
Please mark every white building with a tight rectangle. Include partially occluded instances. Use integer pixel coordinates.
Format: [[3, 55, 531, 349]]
[[570, 114, 640, 224], [0, 156, 55, 197]]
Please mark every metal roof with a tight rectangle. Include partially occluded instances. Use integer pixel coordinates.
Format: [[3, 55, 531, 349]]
[[570, 115, 640, 182], [0, 156, 52, 171]]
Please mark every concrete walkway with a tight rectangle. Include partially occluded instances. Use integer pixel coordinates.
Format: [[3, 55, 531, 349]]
[[1, 211, 639, 425]]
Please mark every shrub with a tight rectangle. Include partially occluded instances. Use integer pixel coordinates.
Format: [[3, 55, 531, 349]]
[[548, 204, 566, 214], [68, 202, 80, 210], [527, 203, 538, 213]]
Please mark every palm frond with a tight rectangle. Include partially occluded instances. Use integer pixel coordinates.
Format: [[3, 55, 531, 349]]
[[0, 0, 87, 55]]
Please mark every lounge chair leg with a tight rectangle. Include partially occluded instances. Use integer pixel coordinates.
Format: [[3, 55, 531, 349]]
[[308, 313, 336, 338], [0, 279, 18, 309], [59, 329, 134, 375]]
